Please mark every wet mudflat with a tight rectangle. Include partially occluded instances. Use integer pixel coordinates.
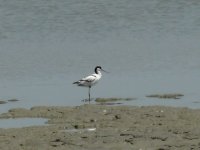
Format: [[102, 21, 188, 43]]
[[0, 104, 200, 150]]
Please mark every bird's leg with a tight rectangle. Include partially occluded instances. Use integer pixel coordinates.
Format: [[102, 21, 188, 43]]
[[88, 86, 91, 102]]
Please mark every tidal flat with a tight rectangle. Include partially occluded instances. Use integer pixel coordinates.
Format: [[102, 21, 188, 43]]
[[0, 105, 200, 150]]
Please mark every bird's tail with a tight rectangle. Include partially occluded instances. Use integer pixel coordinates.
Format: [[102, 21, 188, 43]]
[[73, 81, 79, 84]]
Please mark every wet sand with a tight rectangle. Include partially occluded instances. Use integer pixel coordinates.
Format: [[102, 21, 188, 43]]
[[0, 105, 200, 150]]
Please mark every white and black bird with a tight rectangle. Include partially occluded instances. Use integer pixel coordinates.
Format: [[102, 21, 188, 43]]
[[73, 66, 108, 102]]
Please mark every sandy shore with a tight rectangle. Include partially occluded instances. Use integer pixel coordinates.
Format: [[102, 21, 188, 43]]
[[0, 104, 200, 150]]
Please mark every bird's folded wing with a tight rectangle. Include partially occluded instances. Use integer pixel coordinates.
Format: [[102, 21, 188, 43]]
[[81, 75, 96, 82]]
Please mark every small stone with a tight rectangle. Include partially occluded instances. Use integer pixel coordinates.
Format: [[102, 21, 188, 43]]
[[114, 114, 121, 119]]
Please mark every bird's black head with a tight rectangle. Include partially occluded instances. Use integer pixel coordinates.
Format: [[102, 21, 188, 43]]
[[95, 66, 102, 73]]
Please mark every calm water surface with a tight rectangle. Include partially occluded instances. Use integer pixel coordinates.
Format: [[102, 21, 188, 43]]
[[0, 118, 48, 128], [0, 0, 200, 113]]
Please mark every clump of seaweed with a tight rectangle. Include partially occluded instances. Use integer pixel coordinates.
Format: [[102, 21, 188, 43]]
[[0, 100, 7, 104], [0, 98, 19, 104], [95, 97, 135, 103], [7, 99, 19, 102], [146, 93, 184, 99]]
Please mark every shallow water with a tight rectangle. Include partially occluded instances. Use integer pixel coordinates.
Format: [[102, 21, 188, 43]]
[[0, 118, 48, 128], [0, 0, 200, 113]]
